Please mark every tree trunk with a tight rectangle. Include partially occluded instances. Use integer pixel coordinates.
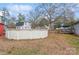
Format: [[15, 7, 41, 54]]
[[49, 22, 55, 31]]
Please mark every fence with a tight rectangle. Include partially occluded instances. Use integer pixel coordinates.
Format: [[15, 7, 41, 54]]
[[5, 29, 48, 40]]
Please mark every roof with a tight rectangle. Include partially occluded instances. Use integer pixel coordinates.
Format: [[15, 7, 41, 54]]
[[7, 23, 16, 28], [0, 23, 4, 25], [74, 21, 79, 25], [16, 22, 24, 26]]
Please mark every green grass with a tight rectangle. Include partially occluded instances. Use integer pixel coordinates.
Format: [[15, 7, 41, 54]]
[[63, 34, 79, 47], [64, 34, 79, 54], [69, 39, 79, 47], [7, 48, 48, 55], [69, 38, 79, 54]]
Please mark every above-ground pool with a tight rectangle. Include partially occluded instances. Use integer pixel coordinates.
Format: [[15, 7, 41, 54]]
[[5, 29, 48, 40]]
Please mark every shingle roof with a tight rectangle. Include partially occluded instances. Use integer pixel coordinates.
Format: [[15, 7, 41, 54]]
[[16, 22, 24, 26], [7, 23, 16, 28], [74, 21, 79, 25], [0, 23, 4, 25]]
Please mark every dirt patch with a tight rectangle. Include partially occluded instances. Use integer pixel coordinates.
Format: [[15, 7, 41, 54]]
[[0, 31, 78, 55]]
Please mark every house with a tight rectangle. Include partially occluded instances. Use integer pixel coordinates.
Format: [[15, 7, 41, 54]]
[[58, 21, 79, 35], [7, 23, 16, 29], [73, 21, 79, 35], [16, 22, 31, 30], [55, 23, 74, 34]]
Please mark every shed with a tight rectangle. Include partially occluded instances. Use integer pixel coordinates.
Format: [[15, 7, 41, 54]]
[[0, 23, 4, 35]]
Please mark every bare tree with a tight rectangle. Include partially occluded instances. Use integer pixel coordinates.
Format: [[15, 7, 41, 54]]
[[28, 3, 77, 30], [37, 3, 63, 30], [28, 7, 42, 29], [60, 4, 77, 25]]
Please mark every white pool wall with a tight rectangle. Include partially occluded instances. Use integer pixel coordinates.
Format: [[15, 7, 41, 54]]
[[5, 30, 48, 40]]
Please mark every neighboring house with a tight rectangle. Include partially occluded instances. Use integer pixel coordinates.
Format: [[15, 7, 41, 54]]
[[7, 23, 16, 29], [16, 22, 31, 30], [73, 21, 79, 35], [56, 21, 79, 35], [56, 25, 73, 34]]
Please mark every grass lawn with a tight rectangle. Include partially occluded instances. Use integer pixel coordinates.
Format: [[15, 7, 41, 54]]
[[0, 31, 79, 55], [65, 34, 79, 54]]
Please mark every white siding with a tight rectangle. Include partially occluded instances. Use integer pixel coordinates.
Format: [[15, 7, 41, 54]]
[[74, 23, 79, 35], [16, 22, 31, 30]]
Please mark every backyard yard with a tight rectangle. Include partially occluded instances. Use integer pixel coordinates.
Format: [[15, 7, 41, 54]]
[[0, 31, 79, 55]]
